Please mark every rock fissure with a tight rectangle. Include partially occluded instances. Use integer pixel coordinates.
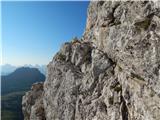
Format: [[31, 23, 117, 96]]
[[121, 96, 129, 120]]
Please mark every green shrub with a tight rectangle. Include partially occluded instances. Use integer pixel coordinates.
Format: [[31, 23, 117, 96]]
[[134, 19, 151, 30], [114, 85, 122, 92], [58, 53, 66, 61]]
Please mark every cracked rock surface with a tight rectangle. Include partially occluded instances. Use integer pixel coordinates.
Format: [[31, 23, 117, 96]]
[[22, 1, 160, 120]]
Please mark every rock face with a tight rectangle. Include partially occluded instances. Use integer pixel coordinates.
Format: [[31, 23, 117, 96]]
[[22, 82, 45, 120], [22, 1, 160, 120]]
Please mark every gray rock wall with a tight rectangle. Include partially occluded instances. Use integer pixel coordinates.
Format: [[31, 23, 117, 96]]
[[22, 1, 160, 120]]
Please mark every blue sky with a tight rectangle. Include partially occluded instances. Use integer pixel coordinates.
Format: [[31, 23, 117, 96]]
[[2, 1, 89, 66]]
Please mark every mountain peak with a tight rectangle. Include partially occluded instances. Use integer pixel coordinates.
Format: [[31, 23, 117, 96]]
[[1, 64, 46, 75], [1, 67, 45, 95]]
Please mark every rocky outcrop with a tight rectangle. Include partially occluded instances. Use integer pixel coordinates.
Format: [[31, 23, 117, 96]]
[[22, 1, 160, 120], [22, 82, 45, 120]]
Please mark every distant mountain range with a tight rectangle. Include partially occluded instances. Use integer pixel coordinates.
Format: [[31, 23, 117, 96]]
[[1, 67, 45, 95], [1, 67, 46, 120], [1, 64, 46, 75], [1, 64, 17, 76], [24, 64, 47, 75]]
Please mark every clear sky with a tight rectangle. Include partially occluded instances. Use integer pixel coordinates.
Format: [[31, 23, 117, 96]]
[[2, 1, 89, 66]]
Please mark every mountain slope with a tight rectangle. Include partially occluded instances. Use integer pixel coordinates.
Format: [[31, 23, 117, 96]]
[[1, 67, 45, 120], [1, 91, 26, 120], [1, 64, 17, 75], [1, 67, 45, 95], [23, 64, 47, 75], [22, 1, 160, 120], [1, 64, 46, 75]]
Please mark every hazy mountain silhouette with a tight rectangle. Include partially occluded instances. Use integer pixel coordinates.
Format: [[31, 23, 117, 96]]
[[1, 64, 46, 75], [1, 67, 45, 95], [23, 64, 47, 75], [1, 64, 17, 75], [1, 67, 45, 120]]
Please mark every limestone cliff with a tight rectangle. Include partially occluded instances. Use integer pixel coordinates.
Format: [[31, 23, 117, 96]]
[[22, 1, 160, 120]]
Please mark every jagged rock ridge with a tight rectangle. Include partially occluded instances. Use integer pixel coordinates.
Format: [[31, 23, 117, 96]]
[[22, 1, 160, 120]]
